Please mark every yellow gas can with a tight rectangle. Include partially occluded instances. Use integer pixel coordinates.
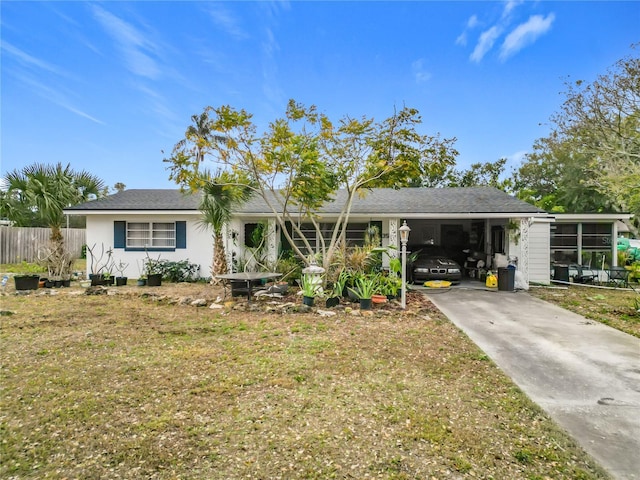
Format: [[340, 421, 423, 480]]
[[485, 271, 498, 288]]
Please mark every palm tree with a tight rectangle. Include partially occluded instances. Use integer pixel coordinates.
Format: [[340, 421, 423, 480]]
[[2, 162, 105, 268], [166, 108, 227, 189], [199, 171, 254, 282]]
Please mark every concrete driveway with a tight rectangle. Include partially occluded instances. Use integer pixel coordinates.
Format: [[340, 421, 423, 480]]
[[424, 287, 640, 480]]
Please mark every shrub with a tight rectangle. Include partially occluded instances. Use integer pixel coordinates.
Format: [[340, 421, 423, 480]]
[[158, 259, 200, 282]]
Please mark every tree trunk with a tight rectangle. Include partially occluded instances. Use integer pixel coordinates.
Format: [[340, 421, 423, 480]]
[[210, 234, 228, 285]]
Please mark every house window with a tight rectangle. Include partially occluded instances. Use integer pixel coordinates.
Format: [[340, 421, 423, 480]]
[[581, 223, 612, 249], [127, 222, 176, 248], [551, 224, 578, 248], [285, 221, 380, 252]]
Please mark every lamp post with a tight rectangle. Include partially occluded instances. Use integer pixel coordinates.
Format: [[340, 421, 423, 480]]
[[399, 220, 411, 309]]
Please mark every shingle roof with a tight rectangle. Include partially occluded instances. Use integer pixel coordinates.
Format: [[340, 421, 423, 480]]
[[66, 189, 202, 211], [66, 187, 546, 215], [239, 187, 546, 215]]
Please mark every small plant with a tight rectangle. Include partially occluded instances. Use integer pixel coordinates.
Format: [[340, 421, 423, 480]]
[[379, 274, 402, 297], [143, 251, 164, 276], [348, 274, 379, 300], [330, 270, 350, 298], [300, 274, 322, 298], [115, 260, 129, 278], [85, 244, 114, 277]]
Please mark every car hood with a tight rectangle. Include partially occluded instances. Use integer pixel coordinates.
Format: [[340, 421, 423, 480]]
[[413, 257, 460, 268]]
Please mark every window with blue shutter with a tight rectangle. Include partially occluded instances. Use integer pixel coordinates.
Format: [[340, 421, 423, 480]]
[[117, 221, 186, 251], [176, 221, 186, 249], [114, 221, 126, 248]]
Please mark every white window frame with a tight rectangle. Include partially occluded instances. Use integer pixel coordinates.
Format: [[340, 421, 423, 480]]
[[126, 222, 176, 248]]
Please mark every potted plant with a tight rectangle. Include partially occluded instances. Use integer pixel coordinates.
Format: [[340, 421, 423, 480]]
[[326, 270, 349, 308], [143, 252, 163, 287], [348, 274, 378, 310], [380, 274, 402, 300], [115, 260, 129, 286], [13, 261, 42, 291], [300, 273, 320, 307], [86, 244, 114, 286], [102, 270, 115, 286]]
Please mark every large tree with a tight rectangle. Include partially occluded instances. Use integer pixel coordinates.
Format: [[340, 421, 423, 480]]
[[513, 133, 615, 213], [1, 163, 105, 271], [166, 100, 457, 271], [522, 46, 639, 229]]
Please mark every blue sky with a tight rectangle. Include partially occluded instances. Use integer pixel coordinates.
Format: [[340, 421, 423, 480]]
[[1, 1, 638, 190]]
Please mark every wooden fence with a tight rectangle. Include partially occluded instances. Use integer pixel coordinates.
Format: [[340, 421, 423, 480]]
[[0, 226, 86, 264]]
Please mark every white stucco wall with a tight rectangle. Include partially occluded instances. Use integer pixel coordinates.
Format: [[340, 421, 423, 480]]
[[85, 214, 213, 279]]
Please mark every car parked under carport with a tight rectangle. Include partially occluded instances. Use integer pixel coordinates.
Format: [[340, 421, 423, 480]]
[[408, 244, 463, 285]]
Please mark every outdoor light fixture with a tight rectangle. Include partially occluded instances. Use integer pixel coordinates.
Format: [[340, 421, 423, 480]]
[[399, 221, 411, 245], [399, 221, 411, 309]]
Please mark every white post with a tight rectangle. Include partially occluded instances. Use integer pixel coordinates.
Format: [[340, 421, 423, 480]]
[[399, 221, 411, 309]]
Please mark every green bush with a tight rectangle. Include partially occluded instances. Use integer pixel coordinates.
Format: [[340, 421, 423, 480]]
[[158, 259, 200, 282]]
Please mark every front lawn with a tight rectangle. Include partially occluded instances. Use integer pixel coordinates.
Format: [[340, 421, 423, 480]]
[[529, 284, 640, 338], [0, 287, 609, 479]]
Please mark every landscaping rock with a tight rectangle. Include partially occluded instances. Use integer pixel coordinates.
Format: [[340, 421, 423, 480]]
[[85, 286, 108, 295], [190, 298, 208, 307]]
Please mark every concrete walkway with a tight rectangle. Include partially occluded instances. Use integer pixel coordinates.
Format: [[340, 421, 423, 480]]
[[424, 286, 640, 480]]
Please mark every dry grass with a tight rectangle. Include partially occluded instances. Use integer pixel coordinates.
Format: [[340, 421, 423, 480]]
[[529, 284, 640, 338], [0, 284, 610, 479]]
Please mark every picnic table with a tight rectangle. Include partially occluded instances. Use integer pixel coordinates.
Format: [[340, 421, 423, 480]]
[[214, 272, 282, 302]]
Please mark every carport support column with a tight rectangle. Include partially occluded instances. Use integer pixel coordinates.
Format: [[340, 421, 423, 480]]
[[520, 218, 531, 284], [388, 219, 398, 257]]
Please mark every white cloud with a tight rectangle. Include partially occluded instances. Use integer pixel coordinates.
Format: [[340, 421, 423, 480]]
[[261, 27, 284, 106], [455, 15, 479, 46], [502, 0, 523, 20], [91, 5, 161, 79], [11, 71, 104, 125], [411, 59, 432, 84], [205, 4, 249, 40], [470, 26, 501, 63], [1, 41, 67, 76], [500, 13, 555, 61]]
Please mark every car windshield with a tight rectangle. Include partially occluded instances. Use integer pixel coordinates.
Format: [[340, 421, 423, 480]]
[[412, 245, 448, 258]]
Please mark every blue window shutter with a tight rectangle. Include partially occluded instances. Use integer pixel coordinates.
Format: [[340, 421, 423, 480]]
[[176, 221, 186, 249], [114, 221, 126, 248]]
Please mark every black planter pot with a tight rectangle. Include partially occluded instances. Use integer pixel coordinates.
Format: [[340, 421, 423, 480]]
[[147, 274, 162, 287], [359, 298, 373, 310], [325, 297, 340, 308], [90, 274, 104, 286], [53, 280, 63, 288], [62, 279, 71, 288], [302, 295, 315, 307], [14, 275, 40, 291], [116, 277, 128, 286], [103, 277, 115, 286], [137, 278, 147, 286]]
